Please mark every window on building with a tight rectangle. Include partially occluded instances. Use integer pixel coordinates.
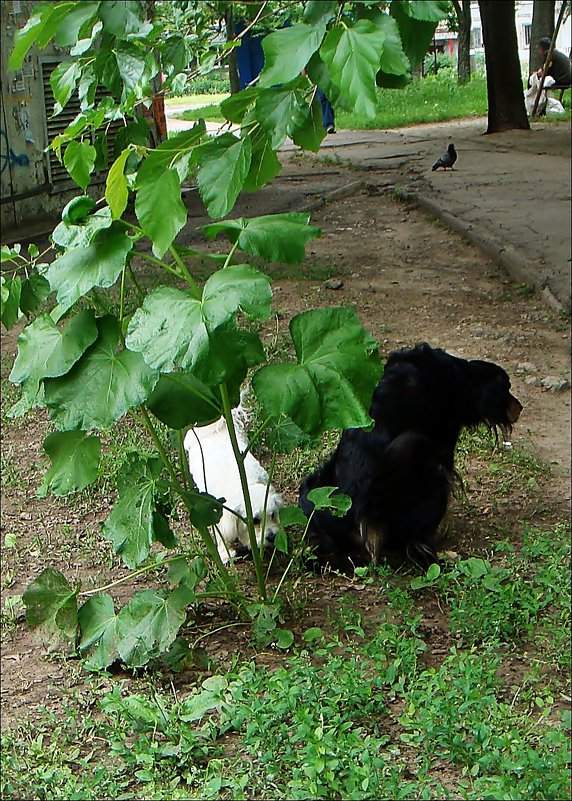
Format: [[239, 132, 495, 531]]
[[524, 24, 532, 46], [471, 27, 483, 48]]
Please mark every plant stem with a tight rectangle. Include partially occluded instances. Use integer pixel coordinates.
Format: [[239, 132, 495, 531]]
[[169, 244, 201, 297], [118, 263, 127, 326], [222, 240, 239, 269], [220, 382, 267, 601], [135, 250, 182, 280], [79, 553, 186, 597], [127, 262, 145, 302]]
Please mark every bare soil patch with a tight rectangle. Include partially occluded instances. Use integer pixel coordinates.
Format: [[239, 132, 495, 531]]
[[1, 155, 570, 731]]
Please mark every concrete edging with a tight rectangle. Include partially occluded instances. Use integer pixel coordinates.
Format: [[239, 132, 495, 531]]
[[394, 187, 566, 314]]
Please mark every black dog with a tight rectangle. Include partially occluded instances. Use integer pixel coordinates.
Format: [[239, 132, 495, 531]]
[[299, 343, 522, 571]]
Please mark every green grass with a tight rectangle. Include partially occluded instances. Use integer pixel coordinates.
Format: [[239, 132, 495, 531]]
[[174, 73, 488, 130], [337, 72, 488, 129], [164, 93, 229, 109], [2, 549, 570, 800]]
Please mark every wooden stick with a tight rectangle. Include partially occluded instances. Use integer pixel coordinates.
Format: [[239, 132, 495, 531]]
[[532, 0, 569, 117]]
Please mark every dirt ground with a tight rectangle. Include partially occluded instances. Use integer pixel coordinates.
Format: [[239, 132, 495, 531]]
[[1, 152, 571, 732]]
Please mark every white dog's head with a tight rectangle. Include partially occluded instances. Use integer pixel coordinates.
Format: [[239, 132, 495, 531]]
[[216, 482, 283, 560]]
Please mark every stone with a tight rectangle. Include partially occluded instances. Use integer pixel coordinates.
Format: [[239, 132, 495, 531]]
[[516, 362, 538, 373], [540, 376, 571, 391], [324, 278, 344, 290]]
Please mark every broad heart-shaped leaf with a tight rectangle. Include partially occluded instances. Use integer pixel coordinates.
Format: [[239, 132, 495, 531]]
[[52, 207, 113, 249], [23, 567, 78, 644], [63, 140, 96, 190], [45, 223, 133, 311], [306, 52, 343, 107], [243, 120, 282, 192], [307, 486, 352, 516], [0, 277, 22, 330], [116, 588, 189, 668], [62, 194, 96, 224], [259, 23, 325, 87], [78, 593, 119, 669], [290, 95, 327, 153], [195, 134, 252, 219], [9, 309, 98, 415], [390, 1, 441, 68], [126, 265, 271, 373], [221, 87, 260, 123], [20, 273, 52, 316], [50, 60, 81, 113], [320, 20, 386, 118], [135, 121, 205, 185], [38, 430, 101, 498], [252, 307, 382, 436], [203, 213, 321, 265], [44, 315, 159, 431], [363, 11, 410, 76], [254, 80, 308, 150], [398, 0, 450, 22], [146, 372, 223, 430], [106, 148, 130, 220], [102, 456, 164, 568], [135, 168, 187, 258], [303, 0, 337, 25]]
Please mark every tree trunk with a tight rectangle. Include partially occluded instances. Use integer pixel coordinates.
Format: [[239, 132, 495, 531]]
[[456, 0, 472, 84], [479, 1, 530, 133], [529, 0, 555, 74], [225, 6, 241, 95]]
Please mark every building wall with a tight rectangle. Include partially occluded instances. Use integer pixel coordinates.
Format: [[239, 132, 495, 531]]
[[1, 0, 75, 235]]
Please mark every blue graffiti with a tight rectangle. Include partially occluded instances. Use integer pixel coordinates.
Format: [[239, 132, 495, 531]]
[[1, 129, 30, 175]]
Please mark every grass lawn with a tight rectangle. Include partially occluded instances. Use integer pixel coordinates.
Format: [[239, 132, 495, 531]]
[[172, 74, 489, 129], [164, 92, 229, 109]]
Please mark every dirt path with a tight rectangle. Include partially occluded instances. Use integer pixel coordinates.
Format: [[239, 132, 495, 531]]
[[1, 155, 570, 730], [284, 117, 572, 308]]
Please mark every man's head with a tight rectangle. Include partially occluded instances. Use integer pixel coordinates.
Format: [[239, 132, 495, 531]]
[[537, 37, 551, 56]]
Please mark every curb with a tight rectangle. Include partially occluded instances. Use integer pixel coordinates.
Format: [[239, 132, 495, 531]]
[[394, 187, 567, 314]]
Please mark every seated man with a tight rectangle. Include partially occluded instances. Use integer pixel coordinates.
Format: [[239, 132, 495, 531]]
[[536, 37, 572, 90]]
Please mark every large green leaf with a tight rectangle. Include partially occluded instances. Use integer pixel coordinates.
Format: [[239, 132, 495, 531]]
[[63, 140, 96, 190], [44, 315, 159, 431], [243, 121, 282, 192], [38, 430, 101, 497], [303, 1, 338, 25], [9, 3, 59, 70], [50, 60, 81, 114], [0, 277, 22, 330], [320, 20, 385, 118], [252, 307, 382, 436], [52, 206, 113, 250], [23, 567, 78, 644], [146, 372, 222, 429], [368, 11, 411, 75], [290, 95, 327, 153], [220, 87, 260, 123], [259, 23, 325, 87], [9, 309, 98, 415], [78, 593, 119, 669], [54, 1, 99, 47], [116, 588, 189, 667], [135, 122, 205, 185], [398, 0, 449, 22], [126, 266, 271, 375], [254, 81, 307, 150], [203, 213, 321, 265], [20, 273, 52, 316], [45, 223, 133, 311], [135, 168, 187, 258], [99, 0, 144, 37], [390, 1, 442, 67], [195, 134, 252, 219], [106, 148, 131, 219], [102, 456, 164, 568]]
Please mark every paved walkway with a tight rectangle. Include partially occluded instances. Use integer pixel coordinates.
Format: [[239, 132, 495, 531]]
[[165, 107, 571, 308]]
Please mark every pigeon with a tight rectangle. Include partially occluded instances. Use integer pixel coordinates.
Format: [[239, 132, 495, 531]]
[[432, 143, 457, 171]]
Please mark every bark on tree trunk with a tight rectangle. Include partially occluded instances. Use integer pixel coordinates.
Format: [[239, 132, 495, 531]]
[[225, 6, 241, 95], [529, 0, 556, 74], [479, 0, 530, 133], [455, 0, 472, 84]]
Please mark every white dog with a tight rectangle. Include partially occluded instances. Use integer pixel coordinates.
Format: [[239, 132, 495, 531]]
[[184, 406, 283, 563]]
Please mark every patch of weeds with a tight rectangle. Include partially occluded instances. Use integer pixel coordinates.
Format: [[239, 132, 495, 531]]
[[0, 449, 26, 490], [514, 282, 535, 299], [1, 708, 130, 800], [399, 648, 571, 800]]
